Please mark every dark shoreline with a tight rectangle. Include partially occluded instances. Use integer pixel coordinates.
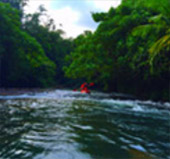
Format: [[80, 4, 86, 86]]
[[0, 88, 53, 96]]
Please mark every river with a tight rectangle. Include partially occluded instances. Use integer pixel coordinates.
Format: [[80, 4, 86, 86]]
[[0, 89, 169, 159]]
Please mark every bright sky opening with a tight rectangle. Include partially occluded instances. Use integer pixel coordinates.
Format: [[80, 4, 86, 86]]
[[24, 0, 121, 38]]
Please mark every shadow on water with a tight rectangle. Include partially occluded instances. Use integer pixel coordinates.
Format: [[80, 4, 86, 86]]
[[0, 98, 91, 159], [0, 99, 44, 159], [0, 90, 169, 159], [66, 100, 170, 159]]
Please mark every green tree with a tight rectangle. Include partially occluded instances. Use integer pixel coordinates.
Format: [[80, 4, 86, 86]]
[[24, 5, 74, 85], [0, 2, 56, 87], [0, 0, 28, 19], [130, 0, 170, 71], [64, 0, 169, 100]]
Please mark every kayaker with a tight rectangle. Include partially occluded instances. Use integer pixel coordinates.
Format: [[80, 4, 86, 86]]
[[73, 82, 94, 93], [80, 82, 94, 94]]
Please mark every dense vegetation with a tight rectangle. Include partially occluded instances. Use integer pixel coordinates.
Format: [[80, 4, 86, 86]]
[[64, 0, 170, 101], [0, 0, 73, 87], [0, 0, 169, 101]]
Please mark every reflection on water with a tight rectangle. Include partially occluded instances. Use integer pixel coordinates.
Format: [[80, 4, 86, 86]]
[[0, 90, 169, 159]]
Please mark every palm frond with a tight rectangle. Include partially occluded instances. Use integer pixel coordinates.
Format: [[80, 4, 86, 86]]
[[132, 23, 160, 37], [149, 32, 170, 65]]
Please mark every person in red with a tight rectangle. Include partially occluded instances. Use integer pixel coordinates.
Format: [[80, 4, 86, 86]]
[[80, 82, 87, 89], [80, 82, 94, 94], [73, 82, 94, 93], [80, 82, 88, 93]]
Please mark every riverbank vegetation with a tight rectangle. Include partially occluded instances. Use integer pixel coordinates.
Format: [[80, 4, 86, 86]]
[[0, 0, 169, 101], [0, 0, 73, 88]]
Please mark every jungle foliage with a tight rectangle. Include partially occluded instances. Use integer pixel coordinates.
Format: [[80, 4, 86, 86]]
[[0, 1, 73, 88], [64, 0, 170, 100], [0, 0, 169, 100]]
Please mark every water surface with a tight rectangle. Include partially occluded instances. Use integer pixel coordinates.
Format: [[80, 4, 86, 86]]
[[0, 90, 169, 159]]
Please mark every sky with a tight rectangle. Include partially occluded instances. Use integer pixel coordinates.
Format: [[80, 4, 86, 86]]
[[24, 0, 121, 38]]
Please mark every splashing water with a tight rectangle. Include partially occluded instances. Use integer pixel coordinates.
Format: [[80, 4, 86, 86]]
[[0, 89, 169, 159]]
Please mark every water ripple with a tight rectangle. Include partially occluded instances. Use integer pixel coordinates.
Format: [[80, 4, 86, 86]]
[[0, 89, 169, 159]]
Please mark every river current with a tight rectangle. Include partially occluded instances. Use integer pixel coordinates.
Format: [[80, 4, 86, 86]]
[[0, 89, 169, 159]]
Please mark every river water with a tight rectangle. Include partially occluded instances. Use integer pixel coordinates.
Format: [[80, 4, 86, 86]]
[[0, 89, 169, 159]]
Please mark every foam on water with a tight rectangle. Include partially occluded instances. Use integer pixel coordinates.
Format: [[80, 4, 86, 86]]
[[0, 89, 169, 159], [0, 89, 169, 113]]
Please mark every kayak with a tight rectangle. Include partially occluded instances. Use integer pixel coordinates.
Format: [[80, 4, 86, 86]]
[[81, 89, 90, 94]]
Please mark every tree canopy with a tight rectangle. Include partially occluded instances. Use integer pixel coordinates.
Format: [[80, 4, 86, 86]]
[[64, 0, 170, 100], [0, 2, 56, 87], [0, 0, 169, 101], [0, 2, 73, 88]]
